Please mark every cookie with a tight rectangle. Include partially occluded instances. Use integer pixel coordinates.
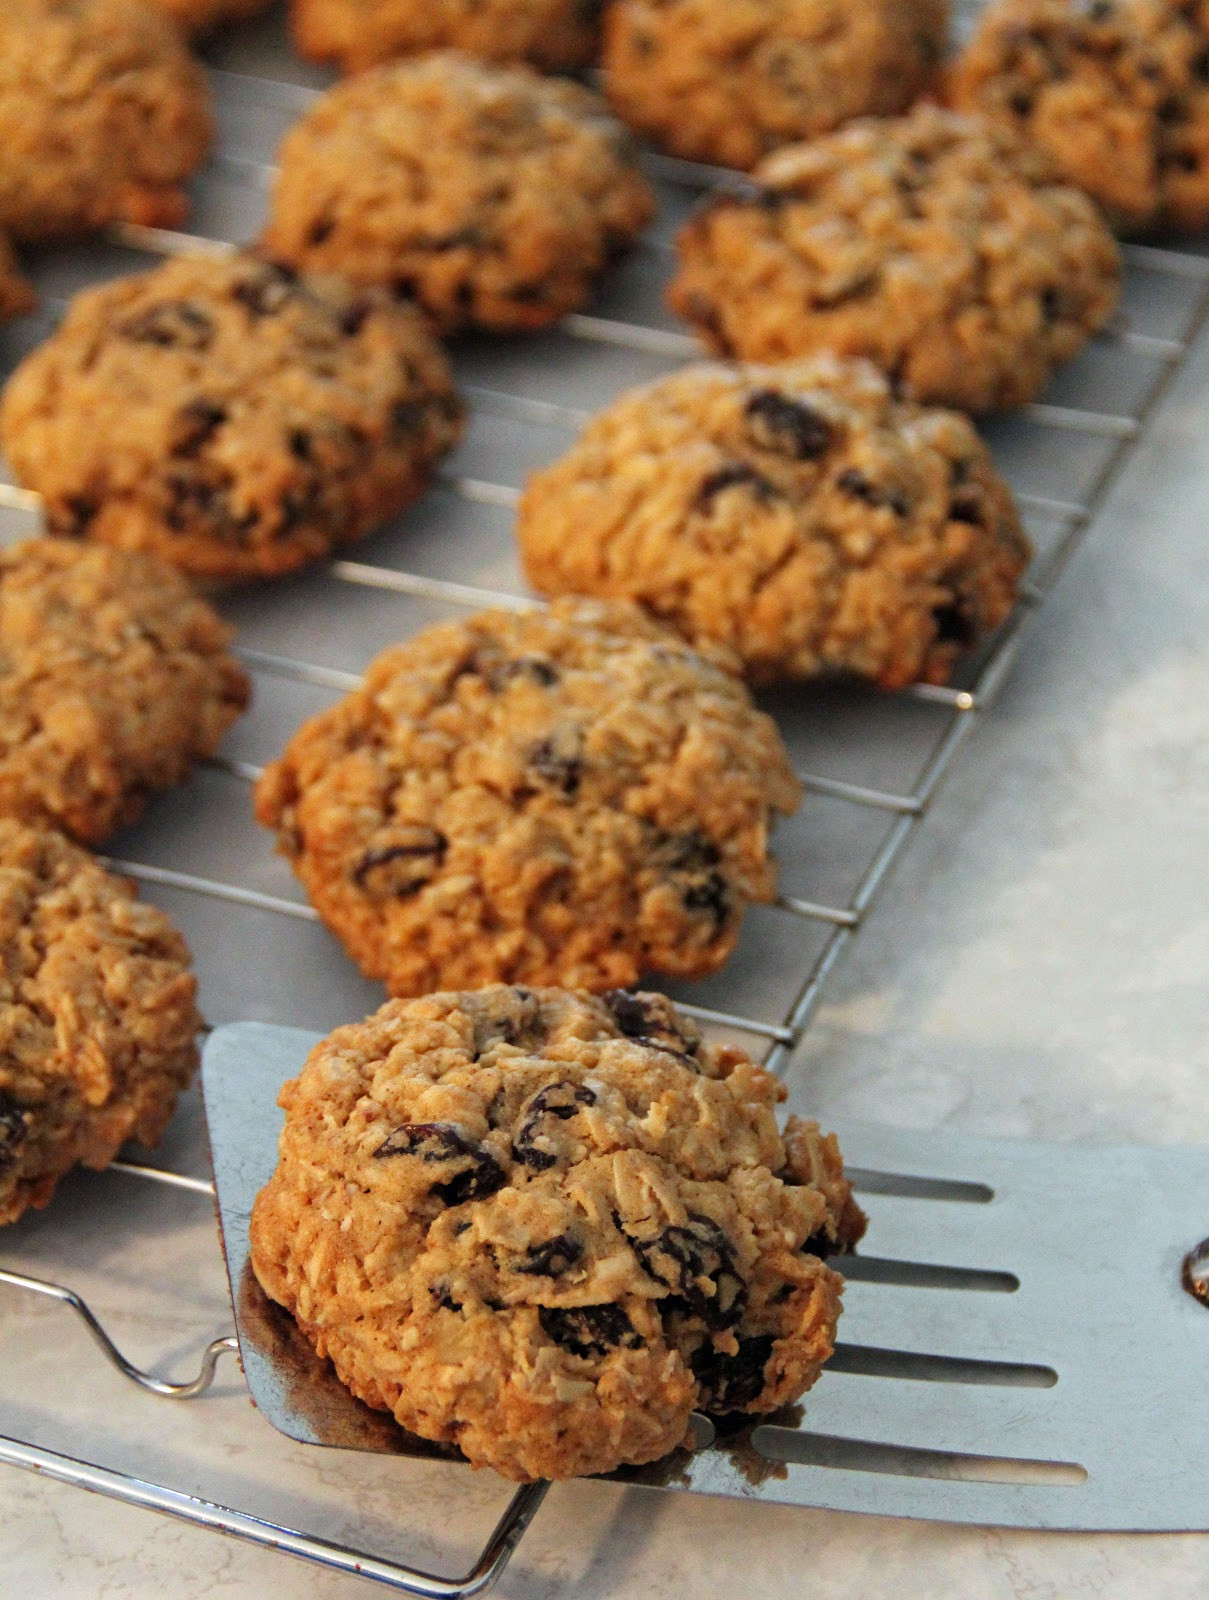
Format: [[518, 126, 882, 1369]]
[[260, 53, 656, 335], [602, 0, 951, 171], [0, 0, 213, 242], [0, 539, 249, 845], [519, 359, 1031, 689], [290, 0, 603, 74], [947, 0, 1209, 234], [0, 238, 34, 323], [0, 819, 200, 1227], [250, 985, 865, 1480], [151, 0, 271, 32], [254, 600, 801, 997], [0, 253, 465, 582], [668, 105, 1121, 413]]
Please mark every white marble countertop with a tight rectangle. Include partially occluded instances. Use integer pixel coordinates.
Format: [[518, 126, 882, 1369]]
[[5, 14, 1209, 1591]]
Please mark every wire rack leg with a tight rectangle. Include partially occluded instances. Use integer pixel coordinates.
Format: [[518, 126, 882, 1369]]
[[0, 1434, 549, 1599]]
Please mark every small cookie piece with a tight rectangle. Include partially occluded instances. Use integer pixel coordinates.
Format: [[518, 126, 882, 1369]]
[[0, 819, 201, 1227], [290, 0, 603, 74], [0, 238, 34, 323], [668, 106, 1121, 413], [519, 359, 1031, 688], [603, 0, 951, 171], [261, 54, 656, 335], [0, 539, 249, 844], [948, 0, 1209, 234], [151, 0, 271, 32], [250, 986, 865, 1481], [0, 0, 213, 242], [0, 253, 464, 582], [254, 601, 801, 996]]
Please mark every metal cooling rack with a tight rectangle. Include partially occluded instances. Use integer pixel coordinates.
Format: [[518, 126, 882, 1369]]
[[2, 9, 1209, 1592]]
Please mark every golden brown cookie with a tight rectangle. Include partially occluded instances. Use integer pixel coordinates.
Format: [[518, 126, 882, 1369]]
[[603, 0, 951, 170], [250, 985, 864, 1481], [254, 600, 801, 997], [151, 0, 271, 32], [519, 359, 1031, 688], [290, 0, 603, 74], [947, 0, 1209, 234], [0, 253, 464, 582], [0, 539, 249, 844], [0, 818, 201, 1227], [668, 105, 1121, 413], [0, 0, 214, 242], [0, 238, 34, 322], [260, 53, 656, 335]]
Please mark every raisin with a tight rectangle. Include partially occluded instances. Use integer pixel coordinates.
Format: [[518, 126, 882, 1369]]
[[232, 264, 298, 318], [170, 399, 227, 457], [390, 400, 428, 438], [471, 989, 545, 1057], [539, 1304, 641, 1358], [424, 226, 486, 251], [119, 301, 213, 350], [528, 737, 583, 796], [696, 462, 778, 508], [485, 656, 560, 690], [517, 1233, 583, 1277], [339, 299, 373, 336], [836, 469, 909, 516], [631, 1214, 747, 1329], [657, 832, 722, 873], [601, 990, 701, 1062], [948, 494, 983, 525], [512, 1081, 596, 1171], [933, 603, 976, 647], [288, 429, 313, 461], [63, 496, 97, 532], [352, 828, 447, 896], [1008, 89, 1034, 116], [433, 1284, 463, 1311], [682, 873, 731, 930], [164, 474, 252, 542], [307, 218, 334, 246], [745, 389, 832, 460], [691, 1334, 775, 1411], [373, 1121, 506, 1205], [0, 1093, 28, 1176]]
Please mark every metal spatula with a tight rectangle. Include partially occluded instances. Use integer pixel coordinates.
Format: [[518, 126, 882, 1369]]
[[203, 1021, 1209, 1533]]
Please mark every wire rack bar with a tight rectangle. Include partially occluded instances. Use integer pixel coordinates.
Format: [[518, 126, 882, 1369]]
[[0, 1435, 549, 1600]]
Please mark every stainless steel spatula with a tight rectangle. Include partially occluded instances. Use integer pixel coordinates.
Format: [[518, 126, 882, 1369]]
[[203, 1021, 1209, 1533]]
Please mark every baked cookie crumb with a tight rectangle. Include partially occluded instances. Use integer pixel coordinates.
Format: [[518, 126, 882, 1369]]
[[261, 53, 655, 334], [668, 105, 1121, 412], [254, 600, 801, 996], [0, 0, 213, 242], [291, 0, 604, 74], [250, 985, 865, 1480], [519, 358, 1031, 687], [0, 538, 249, 844], [0, 252, 464, 582], [947, 0, 1209, 235], [0, 818, 201, 1227], [604, 0, 951, 170]]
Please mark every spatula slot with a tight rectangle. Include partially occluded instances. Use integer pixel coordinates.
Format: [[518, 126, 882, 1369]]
[[837, 1256, 1018, 1293], [847, 1169, 995, 1204], [828, 1344, 1057, 1388], [751, 1429, 1088, 1487]]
